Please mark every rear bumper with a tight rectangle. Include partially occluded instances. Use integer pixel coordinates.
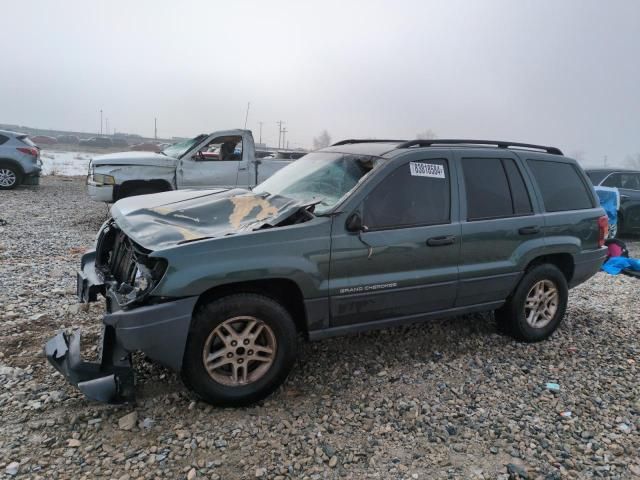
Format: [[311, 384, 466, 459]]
[[570, 247, 608, 288]]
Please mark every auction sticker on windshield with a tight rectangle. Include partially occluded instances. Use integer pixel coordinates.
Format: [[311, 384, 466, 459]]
[[409, 162, 445, 178]]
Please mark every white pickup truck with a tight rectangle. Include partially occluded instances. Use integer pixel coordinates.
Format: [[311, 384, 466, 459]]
[[87, 129, 293, 202]]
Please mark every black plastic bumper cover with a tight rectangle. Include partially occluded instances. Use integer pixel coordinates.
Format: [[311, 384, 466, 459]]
[[44, 328, 134, 403], [45, 296, 198, 403], [77, 250, 105, 303]]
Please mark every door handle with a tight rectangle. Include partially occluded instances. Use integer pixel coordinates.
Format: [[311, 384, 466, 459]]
[[426, 235, 456, 246], [238, 167, 248, 171], [518, 226, 540, 235]]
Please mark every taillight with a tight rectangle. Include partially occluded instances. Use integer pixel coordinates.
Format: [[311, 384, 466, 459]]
[[597, 215, 608, 247], [17, 147, 39, 157]]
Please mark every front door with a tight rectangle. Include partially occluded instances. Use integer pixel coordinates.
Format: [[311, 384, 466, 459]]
[[329, 154, 460, 327], [177, 132, 249, 189]]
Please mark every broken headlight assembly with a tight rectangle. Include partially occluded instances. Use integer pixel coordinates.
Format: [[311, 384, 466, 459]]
[[113, 256, 168, 308]]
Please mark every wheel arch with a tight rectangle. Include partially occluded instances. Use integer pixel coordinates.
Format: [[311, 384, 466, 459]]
[[115, 179, 173, 201], [524, 252, 574, 283], [0, 158, 26, 175], [193, 278, 309, 338]]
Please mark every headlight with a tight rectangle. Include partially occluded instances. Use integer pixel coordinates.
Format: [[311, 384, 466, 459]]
[[115, 257, 168, 307], [92, 173, 115, 185], [133, 265, 151, 292]]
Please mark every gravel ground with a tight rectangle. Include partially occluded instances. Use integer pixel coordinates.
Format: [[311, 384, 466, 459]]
[[0, 177, 639, 480]]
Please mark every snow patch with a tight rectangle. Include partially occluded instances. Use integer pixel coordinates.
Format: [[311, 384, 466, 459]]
[[40, 150, 93, 176]]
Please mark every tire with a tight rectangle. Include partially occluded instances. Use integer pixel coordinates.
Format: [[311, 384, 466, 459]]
[[0, 166, 22, 190], [182, 294, 298, 407], [496, 264, 568, 342]]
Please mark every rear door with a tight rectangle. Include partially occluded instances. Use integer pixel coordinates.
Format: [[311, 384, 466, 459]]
[[602, 171, 640, 203], [455, 151, 544, 307], [329, 152, 461, 327]]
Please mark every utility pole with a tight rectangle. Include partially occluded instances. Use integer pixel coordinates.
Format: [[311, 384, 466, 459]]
[[105, 118, 109, 136], [276, 120, 284, 149], [100, 109, 103, 135], [244, 102, 250, 129], [258, 121, 263, 145], [281, 127, 288, 150], [154, 118, 158, 140], [604, 155, 608, 167]]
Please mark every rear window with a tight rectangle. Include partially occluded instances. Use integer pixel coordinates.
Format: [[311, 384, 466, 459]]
[[461, 157, 532, 220], [0, 135, 8, 146], [17, 135, 36, 147], [527, 160, 594, 212]]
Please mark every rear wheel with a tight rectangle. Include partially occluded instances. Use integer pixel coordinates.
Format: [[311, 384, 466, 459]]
[[496, 264, 568, 342], [182, 294, 298, 406], [0, 166, 21, 190]]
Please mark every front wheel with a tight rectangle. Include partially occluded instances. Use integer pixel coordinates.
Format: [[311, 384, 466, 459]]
[[496, 264, 568, 342], [182, 294, 298, 406]]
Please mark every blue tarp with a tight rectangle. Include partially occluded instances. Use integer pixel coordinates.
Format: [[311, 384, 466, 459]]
[[602, 256, 640, 275], [594, 187, 619, 227]]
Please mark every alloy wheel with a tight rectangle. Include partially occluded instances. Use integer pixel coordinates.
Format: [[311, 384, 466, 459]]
[[0, 169, 17, 187], [524, 279, 558, 328], [202, 316, 277, 386]]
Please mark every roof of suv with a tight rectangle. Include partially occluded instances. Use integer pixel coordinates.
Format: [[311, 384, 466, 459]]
[[0, 129, 24, 138], [323, 139, 565, 158]]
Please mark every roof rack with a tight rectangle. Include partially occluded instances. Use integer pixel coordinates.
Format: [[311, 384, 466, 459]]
[[397, 139, 563, 155], [331, 139, 407, 146]]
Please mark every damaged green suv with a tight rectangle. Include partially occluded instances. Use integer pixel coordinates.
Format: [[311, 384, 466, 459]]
[[45, 139, 608, 406]]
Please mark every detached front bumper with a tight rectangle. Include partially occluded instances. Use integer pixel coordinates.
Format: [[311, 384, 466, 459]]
[[46, 250, 198, 403], [45, 328, 134, 403]]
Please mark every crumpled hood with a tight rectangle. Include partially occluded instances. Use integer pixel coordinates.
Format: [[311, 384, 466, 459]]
[[111, 188, 305, 250], [92, 151, 178, 168]]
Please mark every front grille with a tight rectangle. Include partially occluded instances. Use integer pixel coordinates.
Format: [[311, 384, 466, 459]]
[[109, 230, 137, 284], [95, 220, 138, 285]]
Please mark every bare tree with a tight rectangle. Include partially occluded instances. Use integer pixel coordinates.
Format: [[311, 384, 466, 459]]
[[313, 130, 332, 150], [416, 129, 437, 140]]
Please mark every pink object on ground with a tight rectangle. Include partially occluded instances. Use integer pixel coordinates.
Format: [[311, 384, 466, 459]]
[[607, 242, 623, 258]]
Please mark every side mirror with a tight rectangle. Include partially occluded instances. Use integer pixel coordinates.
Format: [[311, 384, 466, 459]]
[[345, 212, 365, 232]]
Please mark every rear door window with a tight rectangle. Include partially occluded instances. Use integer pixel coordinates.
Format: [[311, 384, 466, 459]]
[[363, 159, 450, 229], [461, 157, 531, 220], [0, 135, 8, 145], [603, 172, 640, 190], [527, 160, 594, 212]]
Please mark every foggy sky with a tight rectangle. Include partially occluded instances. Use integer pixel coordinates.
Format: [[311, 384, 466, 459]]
[[1, 0, 639, 165]]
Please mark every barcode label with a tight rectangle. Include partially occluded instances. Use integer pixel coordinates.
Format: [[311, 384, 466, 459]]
[[409, 162, 445, 178]]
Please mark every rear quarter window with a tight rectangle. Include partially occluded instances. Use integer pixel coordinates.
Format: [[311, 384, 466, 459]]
[[17, 135, 37, 147], [527, 160, 594, 212]]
